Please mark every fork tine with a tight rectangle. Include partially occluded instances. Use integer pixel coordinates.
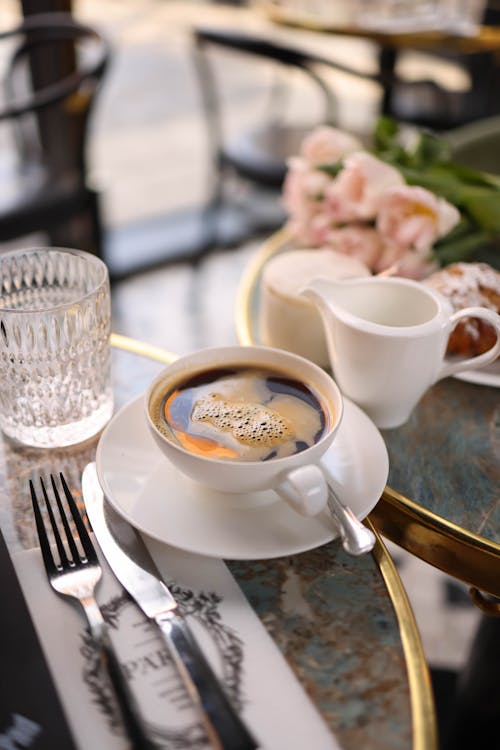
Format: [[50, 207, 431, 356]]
[[49, 474, 81, 564], [29, 479, 57, 575], [39, 476, 73, 569], [58, 472, 98, 565]]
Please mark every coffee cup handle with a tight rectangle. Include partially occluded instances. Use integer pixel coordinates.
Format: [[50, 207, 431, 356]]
[[437, 307, 500, 381], [274, 464, 328, 516]]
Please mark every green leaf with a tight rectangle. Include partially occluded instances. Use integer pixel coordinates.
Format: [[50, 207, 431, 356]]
[[433, 229, 492, 265], [439, 217, 475, 241], [456, 188, 500, 232], [317, 161, 343, 177], [397, 166, 463, 202], [439, 161, 500, 190], [374, 116, 399, 150], [411, 132, 451, 168], [372, 117, 411, 165]]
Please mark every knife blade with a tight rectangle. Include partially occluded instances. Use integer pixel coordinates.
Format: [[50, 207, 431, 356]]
[[82, 462, 258, 750]]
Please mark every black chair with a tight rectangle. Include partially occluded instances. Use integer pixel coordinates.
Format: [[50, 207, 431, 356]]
[[0, 13, 111, 256], [378, 4, 500, 131], [380, 46, 500, 131], [191, 26, 384, 249]]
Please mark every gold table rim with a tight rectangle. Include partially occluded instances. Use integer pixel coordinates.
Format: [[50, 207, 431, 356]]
[[111, 318, 437, 750]]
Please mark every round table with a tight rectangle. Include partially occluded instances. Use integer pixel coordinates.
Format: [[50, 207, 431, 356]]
[[0, 333, 436, 750]]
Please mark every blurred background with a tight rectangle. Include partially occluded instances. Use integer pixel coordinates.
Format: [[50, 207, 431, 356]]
[[3, 1, 499, 277]]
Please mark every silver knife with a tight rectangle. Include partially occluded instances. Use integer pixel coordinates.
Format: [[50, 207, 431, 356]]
[[82, 462, 258, 750]]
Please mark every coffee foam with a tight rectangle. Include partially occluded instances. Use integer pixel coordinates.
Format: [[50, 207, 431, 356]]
[[149, 364, 330, 461], [191, 394, 293, 447]]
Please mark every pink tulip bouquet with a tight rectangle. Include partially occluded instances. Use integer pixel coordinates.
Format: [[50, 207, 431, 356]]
[[283, 118, 500, 279]]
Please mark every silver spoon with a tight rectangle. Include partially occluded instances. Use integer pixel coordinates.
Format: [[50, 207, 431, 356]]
[[327, 487, 376, 556]]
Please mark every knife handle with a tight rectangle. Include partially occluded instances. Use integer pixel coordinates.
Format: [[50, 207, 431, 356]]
[[99, 629, 157, 750], [155, 612, 258, 750]]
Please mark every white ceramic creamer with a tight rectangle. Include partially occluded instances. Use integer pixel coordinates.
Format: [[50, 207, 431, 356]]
[[303, 276, 500, 429]]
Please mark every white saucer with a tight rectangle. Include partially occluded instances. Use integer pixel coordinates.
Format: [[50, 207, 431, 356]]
[[454, 358, 500, 388], [95, 395, 389, 560]]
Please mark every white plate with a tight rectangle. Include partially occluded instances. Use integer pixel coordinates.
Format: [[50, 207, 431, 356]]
[[95, 395, 389, 560], [453, 359, 500, 388]]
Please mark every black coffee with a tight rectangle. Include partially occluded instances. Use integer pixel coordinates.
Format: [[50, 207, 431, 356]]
[[149, 365, 330, 462]]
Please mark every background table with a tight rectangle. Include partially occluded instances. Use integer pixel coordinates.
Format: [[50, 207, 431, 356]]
[[262, 2, 500, 54]]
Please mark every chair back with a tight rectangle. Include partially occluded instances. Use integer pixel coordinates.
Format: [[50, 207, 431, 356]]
[[0, 12, 111, 182], [192, 26, 343, 188]]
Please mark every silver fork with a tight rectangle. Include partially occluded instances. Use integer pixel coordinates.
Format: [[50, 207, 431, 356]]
[[30, 473, 156, 750]]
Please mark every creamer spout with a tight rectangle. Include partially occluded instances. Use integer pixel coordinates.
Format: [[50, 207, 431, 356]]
[[300, 278, 343, 321]]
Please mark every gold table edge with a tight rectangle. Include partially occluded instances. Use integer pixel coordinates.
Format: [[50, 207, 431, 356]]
[[372, 490, 500, 598], [110, 333, 178, 364], [234, 226, 291, 346], [381, 487, 500, 554], [369, 520, 438, 750], [234, 232, 437, 750]]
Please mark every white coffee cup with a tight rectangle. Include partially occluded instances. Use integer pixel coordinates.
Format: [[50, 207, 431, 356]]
[[303, 276, 500, 429], [260, 248, 370, 367], [144, 345, 343, 516]]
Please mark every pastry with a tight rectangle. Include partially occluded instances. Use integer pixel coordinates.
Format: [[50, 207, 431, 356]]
[[424, 262, 500, 356]]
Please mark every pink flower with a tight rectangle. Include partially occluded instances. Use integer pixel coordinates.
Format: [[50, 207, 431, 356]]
[[300, 126, 362, 165], [396, 252, 440, 280], [282, 126, 463, 278], [283, 156, 334, 243], [377, 185, 460, 253], [324, 226, 384, 269], [324, 152, 404, 223], [283, 157, 330, 216], [375, 243, 439, 279]]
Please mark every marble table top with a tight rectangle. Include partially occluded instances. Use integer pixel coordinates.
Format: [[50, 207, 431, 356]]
[[0, 344, 435, 750]]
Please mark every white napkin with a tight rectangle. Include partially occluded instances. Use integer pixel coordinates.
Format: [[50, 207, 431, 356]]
[[12, 536, 341, 750]]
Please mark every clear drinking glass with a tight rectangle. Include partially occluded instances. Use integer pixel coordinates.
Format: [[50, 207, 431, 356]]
[[0, 247, 113, 448]]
